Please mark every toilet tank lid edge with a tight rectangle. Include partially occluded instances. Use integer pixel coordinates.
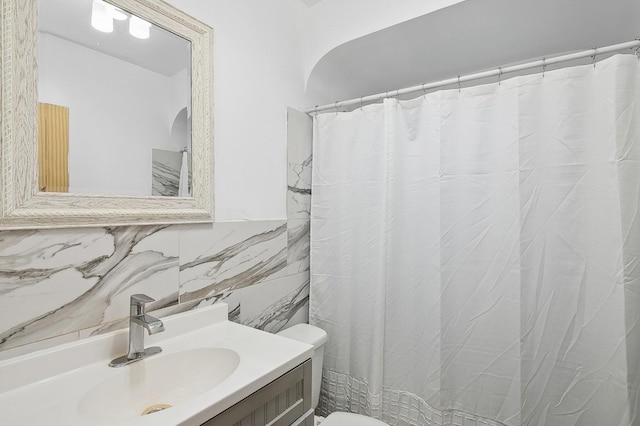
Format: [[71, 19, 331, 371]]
[[277, 323, 328, 347]]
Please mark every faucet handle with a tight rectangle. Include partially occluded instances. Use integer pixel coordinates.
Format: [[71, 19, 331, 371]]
[[130, 294, 155, 315], [131, 294, 155, 305]]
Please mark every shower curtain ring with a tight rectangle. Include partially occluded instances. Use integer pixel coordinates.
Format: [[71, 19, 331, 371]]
[[334, 101, 339, 115], [457, 75, 461, 93], [542, 58, 547, 78], [591, 47, 598, 69], [422, 83, 428, 98], [498, 67, 503, 86], [360, 96, 364, 110]]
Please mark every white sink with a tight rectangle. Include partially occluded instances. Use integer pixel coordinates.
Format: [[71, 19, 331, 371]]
[[0, 303, 313, 426], [77, 348, 240, 421]]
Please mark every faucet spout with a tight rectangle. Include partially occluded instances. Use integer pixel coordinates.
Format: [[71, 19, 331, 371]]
[[132, 314, 165, 335], [109, 294, 165, 368]]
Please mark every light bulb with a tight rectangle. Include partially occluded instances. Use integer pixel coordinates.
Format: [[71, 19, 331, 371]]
[[107, 4, 128, 21], [129, 16, 151, 39], [91, 0, 113, 33]]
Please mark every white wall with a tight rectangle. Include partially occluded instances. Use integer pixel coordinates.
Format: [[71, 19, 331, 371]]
[[38, 33, 183, 195], [39, 0, 636, 218], [159, 0, 469, 221], [169, 68, 191, 125], [164, 0, 310, 221]]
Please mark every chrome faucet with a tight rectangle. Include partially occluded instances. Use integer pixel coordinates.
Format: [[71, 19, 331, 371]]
[[109, 294, 165, 368]]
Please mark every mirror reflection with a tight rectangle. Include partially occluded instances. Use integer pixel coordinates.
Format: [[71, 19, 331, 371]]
[[37, 0, 192, 197]]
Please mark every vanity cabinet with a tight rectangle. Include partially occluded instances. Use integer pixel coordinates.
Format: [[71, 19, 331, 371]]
[[203, 360, 313, 426]]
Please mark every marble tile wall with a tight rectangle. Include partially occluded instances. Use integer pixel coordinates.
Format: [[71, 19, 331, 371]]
[[0, 107, 313, 359], [287, 107, 313, 276]]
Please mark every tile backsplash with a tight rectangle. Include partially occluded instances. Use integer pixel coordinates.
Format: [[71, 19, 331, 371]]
[[0, 107, 313, 359], [0, 225, 179, 353]]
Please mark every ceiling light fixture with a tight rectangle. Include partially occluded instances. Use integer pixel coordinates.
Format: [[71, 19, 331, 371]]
[[106, 4, 128, 21], [91, 0, 113, 33], [129, 16, 151, 39]]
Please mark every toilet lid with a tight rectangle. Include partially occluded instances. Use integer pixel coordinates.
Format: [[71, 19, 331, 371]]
[[321, 412, 389, 426]]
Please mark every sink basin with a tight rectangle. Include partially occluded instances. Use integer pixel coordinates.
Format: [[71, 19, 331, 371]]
[[77, 347, 240, 421], [0, 303, 314, 426]]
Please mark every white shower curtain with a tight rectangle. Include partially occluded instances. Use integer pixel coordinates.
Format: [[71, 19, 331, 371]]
[[310, 54, 640, 426]]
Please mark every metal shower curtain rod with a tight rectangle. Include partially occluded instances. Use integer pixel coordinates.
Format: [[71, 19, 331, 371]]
[[305, 39, 640, 115]]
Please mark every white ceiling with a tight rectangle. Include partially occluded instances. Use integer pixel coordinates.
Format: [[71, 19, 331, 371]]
[[38, 0, 190, 77], [306, 0, 640, 105]]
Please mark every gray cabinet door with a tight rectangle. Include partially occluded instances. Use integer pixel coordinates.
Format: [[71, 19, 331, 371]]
[[203, 360, 313, 426]]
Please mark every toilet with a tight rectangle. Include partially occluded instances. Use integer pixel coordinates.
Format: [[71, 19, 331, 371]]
[[277, 324, 389, 426]]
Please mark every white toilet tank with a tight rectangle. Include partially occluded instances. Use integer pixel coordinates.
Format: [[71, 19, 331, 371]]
[[277, 323, 328, 410]]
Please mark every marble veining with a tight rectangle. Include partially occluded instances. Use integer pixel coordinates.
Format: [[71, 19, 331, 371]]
[[287, 107, 313, 222], [287, 219, 310, 274], [241, 273, 310, 333], [179, 221, 288, 303], [82, 270, 308, 340], [0, 226, 179, 351], [0, 107, 314, 358], [287, 162, 312, 220], [232, 271, 310, 332], [152, 148, 182, 196]]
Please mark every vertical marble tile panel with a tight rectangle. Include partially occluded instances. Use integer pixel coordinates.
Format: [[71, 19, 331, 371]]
[[287, 218, 310, 275], [179, 221, 288, 303], [287, 162, 312, 219], [0, 225, 179, 352], [287, 107, 313, 167], [287, 107, 313, 220]]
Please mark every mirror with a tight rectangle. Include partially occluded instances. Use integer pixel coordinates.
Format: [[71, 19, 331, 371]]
[[0, 0, 213, 228], [38, 0, 193, 197]]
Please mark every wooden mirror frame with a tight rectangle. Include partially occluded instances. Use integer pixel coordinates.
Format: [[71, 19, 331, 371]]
[[0, 0, 213, 229]]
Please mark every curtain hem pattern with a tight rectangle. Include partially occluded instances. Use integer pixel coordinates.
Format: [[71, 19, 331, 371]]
[[317, 368, 507, 426]]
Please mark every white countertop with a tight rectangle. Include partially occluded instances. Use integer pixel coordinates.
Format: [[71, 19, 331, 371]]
[[0, 303, 313, 425]]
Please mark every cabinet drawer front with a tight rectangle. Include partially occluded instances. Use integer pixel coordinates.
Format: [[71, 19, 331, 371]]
[[203, 360, 312, 426]]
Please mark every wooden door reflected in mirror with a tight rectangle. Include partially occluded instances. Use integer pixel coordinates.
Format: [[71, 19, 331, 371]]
[[38, 103, 69, 193]]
